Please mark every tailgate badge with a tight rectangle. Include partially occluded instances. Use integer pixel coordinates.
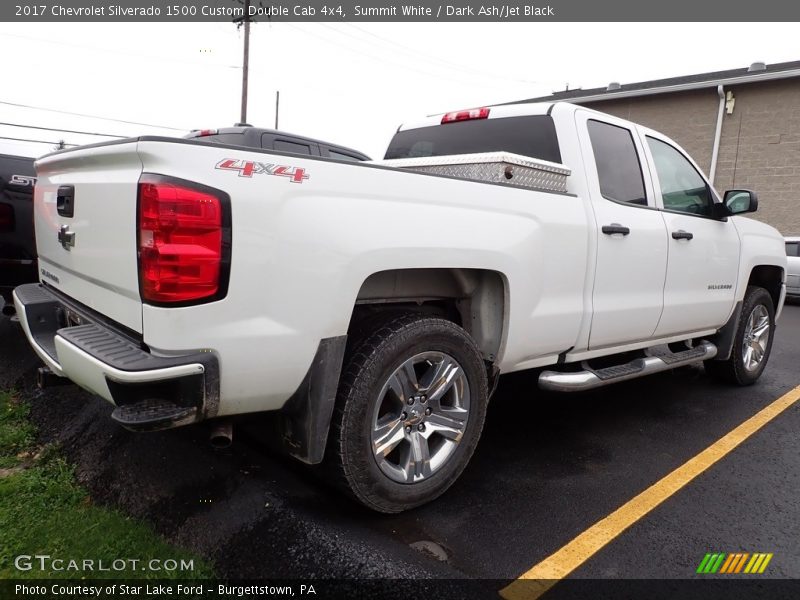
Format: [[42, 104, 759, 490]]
[[58, 225, 75, 250]]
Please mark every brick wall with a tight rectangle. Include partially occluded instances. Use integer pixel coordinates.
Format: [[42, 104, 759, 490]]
[[577, 80, 800, 235], [714, 80, 800, 235]]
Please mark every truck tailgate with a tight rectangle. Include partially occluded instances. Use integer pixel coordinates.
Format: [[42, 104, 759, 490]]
[[34, 141, 143, 333]]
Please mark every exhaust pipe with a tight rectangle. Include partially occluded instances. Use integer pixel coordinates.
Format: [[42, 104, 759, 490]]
[[2, 302, 15, 317], [209, 420, 233, 450], [37, 367, 74, 389]]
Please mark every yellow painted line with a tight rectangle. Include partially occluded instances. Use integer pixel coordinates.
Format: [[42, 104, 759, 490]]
[[744, 554, 760, 574], [758, 553, 774, 573], [750, 554, 766, 573], [500, 384, 800, 600]]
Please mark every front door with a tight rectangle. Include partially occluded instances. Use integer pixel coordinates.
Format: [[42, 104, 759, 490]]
[[639, 133, 741, 337]]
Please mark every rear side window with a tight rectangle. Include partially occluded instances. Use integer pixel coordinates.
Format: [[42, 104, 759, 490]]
[[384, 115, 562, 164], [587, 120, 647, 206], [328, 149, 363, 162], [272, 139, 313, 155], [193, 133, 248, 146], [787, 242, 800, 257]]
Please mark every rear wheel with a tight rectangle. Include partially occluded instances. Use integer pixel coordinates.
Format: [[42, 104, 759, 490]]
[[328, 313, 488, 513], [705, 286, 775, 385]]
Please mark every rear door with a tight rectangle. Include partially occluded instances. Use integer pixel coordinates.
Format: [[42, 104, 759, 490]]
[[33, 142, 144, 332], [639, 131, 740, 336], [575, 110, 669, 349]]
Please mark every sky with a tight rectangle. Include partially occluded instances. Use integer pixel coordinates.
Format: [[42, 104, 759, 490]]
[[0, 22, 799, 159]]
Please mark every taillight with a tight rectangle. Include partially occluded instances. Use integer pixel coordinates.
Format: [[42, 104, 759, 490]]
[[137, 175, 230, 305], [195, 129, 218, 137], [0, 203, 13, 232], [441, 107, 490, 124]]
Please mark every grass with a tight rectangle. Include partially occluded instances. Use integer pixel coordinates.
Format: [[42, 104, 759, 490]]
[[0, 390, 35, 469], [0, 390, 213, 579]]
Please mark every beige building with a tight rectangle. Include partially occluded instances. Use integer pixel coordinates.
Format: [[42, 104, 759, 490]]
[[514, 61, 800, 234]]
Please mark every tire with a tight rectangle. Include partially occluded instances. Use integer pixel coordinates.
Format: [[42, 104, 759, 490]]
[[705, 286, 775, 385], [328, 313, 488, 513]]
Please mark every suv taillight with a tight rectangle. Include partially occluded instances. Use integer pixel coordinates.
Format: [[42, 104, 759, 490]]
[[137, 175, 230, 305]]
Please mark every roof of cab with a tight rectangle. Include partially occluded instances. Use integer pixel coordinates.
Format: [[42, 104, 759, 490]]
[[185, 126, 370, 158]]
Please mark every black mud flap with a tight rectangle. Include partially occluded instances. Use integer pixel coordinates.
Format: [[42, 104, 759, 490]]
[[278, 336, 347, 465], [706, 301, 743, 361]]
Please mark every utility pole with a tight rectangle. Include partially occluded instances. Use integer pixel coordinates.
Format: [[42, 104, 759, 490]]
[[234, 0, 264, 124], [240, 0, 250, 123], [275, 90, 280, 129]]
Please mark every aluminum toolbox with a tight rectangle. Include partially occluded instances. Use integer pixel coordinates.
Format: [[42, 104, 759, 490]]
[[377, 152, 571, 193]]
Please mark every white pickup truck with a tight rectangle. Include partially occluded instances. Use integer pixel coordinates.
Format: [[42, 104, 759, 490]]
[[14, 102, 787, 512]]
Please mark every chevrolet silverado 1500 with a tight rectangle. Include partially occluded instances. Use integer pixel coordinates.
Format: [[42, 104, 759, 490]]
[[14, 102, 787, 512]]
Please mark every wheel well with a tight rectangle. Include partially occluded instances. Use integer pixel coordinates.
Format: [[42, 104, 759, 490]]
[[352, 268, 507, 364], [747, 265, 783, 309]]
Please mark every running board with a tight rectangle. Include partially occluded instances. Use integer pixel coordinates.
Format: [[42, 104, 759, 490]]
[[538, 341, 717, 392]]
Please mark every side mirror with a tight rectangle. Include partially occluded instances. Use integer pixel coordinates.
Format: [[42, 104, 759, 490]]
[[723, 189, 758, 215]]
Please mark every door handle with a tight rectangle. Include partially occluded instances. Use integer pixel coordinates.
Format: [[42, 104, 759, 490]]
[[56, 185, 75, 218], [671, 230, 694, 240], [601, 223, 630, 236]]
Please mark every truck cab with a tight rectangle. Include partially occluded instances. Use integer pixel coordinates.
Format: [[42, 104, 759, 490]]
[[385, 103, 784, 360]]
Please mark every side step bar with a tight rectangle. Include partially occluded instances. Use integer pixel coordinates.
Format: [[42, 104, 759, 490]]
[[538, 341, 717, 392]]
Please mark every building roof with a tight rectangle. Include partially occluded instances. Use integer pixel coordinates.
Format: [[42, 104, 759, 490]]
[[509, 60, 800, 105]]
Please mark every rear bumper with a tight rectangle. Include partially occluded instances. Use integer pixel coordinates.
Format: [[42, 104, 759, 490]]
[[13, 283, 219, 430]]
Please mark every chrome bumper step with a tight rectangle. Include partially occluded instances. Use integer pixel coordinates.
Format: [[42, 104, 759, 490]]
[[538, 341, 718, 392]]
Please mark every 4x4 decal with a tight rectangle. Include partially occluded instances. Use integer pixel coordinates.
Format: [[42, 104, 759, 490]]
[[215, 158, 309, 183]]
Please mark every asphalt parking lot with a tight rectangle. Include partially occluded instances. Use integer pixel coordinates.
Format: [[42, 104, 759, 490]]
[[2, 304, 799, 597]]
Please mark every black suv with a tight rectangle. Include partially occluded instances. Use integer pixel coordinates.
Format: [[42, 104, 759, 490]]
[[0, 153, 37, 309], [185, 125, 370, 161]]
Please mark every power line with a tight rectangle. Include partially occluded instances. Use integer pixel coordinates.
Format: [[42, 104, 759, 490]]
[[0, 121, 125, 139], [0, 135, 77, 147], [0, 100, 187, 132]]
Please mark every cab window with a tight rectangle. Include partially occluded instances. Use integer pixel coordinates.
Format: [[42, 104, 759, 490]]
[[272, 139, 313, 155], [587, 120, 647, 206], [328, 149, 363, 162], [646, 136, 713, 217]]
